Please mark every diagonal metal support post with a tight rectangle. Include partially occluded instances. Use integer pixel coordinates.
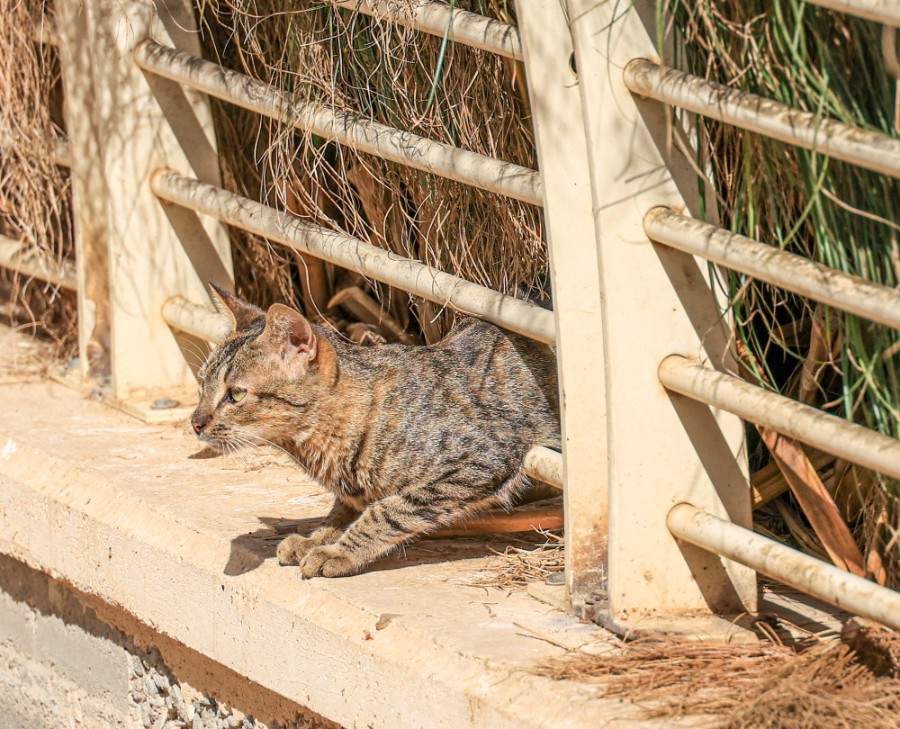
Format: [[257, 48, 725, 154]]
[[516, 0, 608, 613]]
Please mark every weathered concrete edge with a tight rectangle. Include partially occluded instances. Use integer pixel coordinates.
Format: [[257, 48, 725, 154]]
[[0, 436, 597, 729]]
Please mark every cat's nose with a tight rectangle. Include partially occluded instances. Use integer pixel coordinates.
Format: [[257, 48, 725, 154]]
[[191, 413, 209, 434]]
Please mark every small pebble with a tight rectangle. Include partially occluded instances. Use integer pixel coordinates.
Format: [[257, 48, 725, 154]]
[[140, 701, 152, 728]]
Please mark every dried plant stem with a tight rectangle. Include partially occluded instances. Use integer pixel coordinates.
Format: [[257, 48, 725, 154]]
[[751, 449, 834, 509], [535, 638, 900, 727], [759, 425, 866, 576], [329, 286, 417, 344], [867, 507, 889, 586], [428, 507, 563, 539], [283, 180, 332, 320], [797, 303, 830, 406]]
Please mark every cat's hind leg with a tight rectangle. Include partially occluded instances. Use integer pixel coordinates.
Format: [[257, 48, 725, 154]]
[[277, 498, 360, 566]]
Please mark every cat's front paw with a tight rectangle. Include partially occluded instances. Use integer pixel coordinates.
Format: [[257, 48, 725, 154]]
[[277, 534, 317, 565], [299, 545, 358, 578]]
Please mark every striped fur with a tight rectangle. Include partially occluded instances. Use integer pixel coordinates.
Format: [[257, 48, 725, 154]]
[[192, 288, 560, 578]]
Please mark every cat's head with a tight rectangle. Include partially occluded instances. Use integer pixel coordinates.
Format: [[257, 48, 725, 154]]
[[190, 284, 322, 452]]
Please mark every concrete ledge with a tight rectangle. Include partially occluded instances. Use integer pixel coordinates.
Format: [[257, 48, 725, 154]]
[[0, 330, 663, 728]]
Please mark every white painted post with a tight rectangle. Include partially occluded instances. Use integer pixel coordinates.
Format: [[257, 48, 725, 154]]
[[516, 0, 608, 612], [55, 0, 232, 419], [565, 0, 757, 631], [55, 0, 112, 383]]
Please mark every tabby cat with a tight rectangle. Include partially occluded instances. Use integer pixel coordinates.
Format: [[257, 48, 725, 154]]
[[191, 284, 560, 578]]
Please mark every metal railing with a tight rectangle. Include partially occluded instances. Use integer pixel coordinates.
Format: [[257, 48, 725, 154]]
[[668, 504, 900, 628], [643, 208, 900, 329], [659, 356, 900, 482], [806, 0, 900, 27], [624, 59, 900, 179], [624, 3, 900, 630], [0, 233, 77, 291], [152, 170, 555, 344], [7, 0, 899, 632], [335, 0, 522, 60], [134, 41, 542, 206]]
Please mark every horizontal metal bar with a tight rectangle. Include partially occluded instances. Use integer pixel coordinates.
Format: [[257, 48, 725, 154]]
[[164, 294, 562, 488], [336, 0, 522, 60], [0, 234, 77, 290], [659, 355, 900, 480], [152, 171, 556, 344], [624, 59, 900, 179], [806, 0, 900, 28], [668, 503, 900, 630], [523, 445, 563, 489], [645, 207, 900, 330], [135, 40, 542, 206], [162, 296, 232, 344]]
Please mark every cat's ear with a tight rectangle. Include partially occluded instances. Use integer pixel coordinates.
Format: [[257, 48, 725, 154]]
[[261, 304, 317, 366], [208, 282, 263, 332]]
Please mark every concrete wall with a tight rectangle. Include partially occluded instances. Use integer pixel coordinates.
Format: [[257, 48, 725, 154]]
[[0, 554, 336, 729]]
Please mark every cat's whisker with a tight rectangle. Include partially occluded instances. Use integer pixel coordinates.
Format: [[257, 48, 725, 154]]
[[182, 353, 205, 369], [224, 436, 255, 468], [226, 443, 253, 472], [180, 340, 213, 368], [232, 428, 300, 464], [229, 435, 257, 459]]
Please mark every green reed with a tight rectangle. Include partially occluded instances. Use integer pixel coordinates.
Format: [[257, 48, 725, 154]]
[[664, 0, 900, 584]]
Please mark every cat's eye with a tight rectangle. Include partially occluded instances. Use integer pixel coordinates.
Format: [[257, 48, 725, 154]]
[[228, 387, 247, 403]]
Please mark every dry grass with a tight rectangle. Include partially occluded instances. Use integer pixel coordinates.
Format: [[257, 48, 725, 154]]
[[466, 531, 564, 591], [0, 0, 76, 352], [536, 638, 900, 728], [842, 621, 900, 679], [197, 0, 547, 341]]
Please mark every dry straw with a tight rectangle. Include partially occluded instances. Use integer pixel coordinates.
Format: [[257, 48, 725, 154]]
[[0, 0, 75, 349], [468, 530, 563, 591], [536, 638, 900, 728], [197, 0, 547, 341]]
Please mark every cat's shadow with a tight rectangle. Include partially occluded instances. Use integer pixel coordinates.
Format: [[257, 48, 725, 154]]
[[224, 516, 521, 578]]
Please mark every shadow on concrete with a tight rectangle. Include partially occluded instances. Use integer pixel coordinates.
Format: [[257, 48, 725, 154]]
[[224, 515, 547, 578]]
